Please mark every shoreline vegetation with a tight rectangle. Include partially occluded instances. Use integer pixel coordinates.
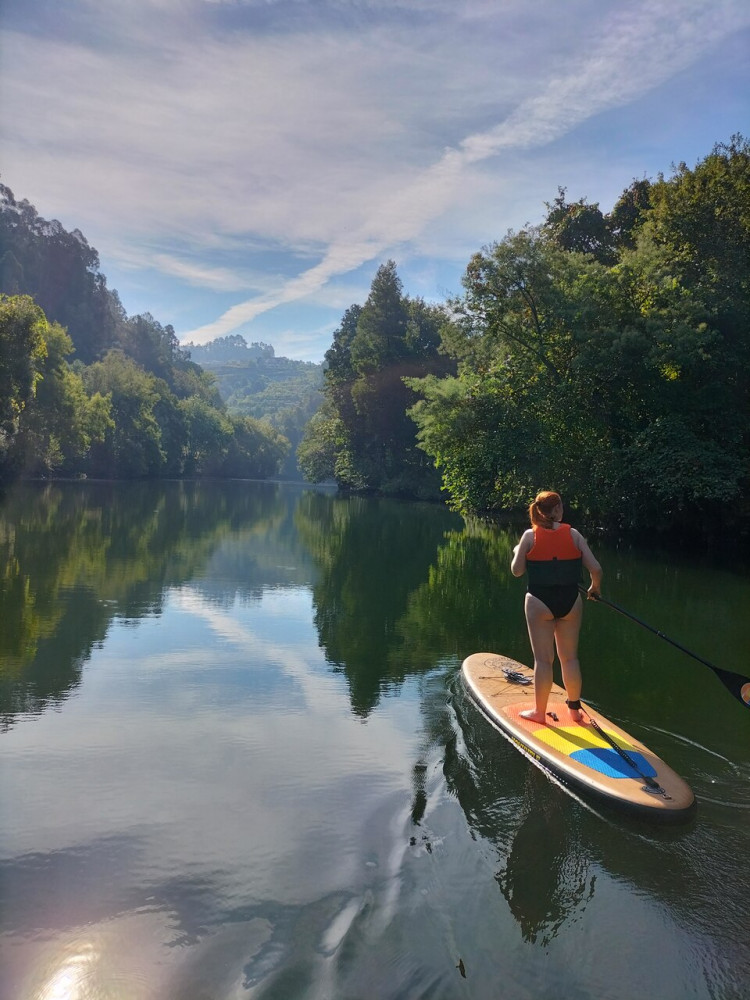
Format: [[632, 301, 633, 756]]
[[1, 136, 748, 541]]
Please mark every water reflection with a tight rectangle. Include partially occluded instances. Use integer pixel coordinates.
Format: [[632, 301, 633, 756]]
[[444, 678, 598, 946], [295, 495, 532, 716], [0, 481, 308, 726], [3, 480, 747, 734], [1, 483, 522, 729], [2, 482, 749, 1000], [36, 942, 99, 1000], [296, 493, 462, 715], [495, 773, 595, 945]]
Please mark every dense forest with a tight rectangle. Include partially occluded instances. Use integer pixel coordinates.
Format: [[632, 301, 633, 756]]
[[0, 187, 289, 482], [299, 136, 750, 537], [2, 135, 748, 536]]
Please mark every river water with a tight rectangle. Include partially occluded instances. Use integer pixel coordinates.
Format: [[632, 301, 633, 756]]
[[1, 480, 748, 1000]]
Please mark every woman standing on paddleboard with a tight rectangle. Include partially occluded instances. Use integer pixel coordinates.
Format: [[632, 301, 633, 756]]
[[510, 491, 602, 724]]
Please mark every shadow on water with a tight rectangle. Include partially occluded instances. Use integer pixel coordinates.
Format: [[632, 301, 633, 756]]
[[444, 673, 598, 944], [495, 773, 596, 946]]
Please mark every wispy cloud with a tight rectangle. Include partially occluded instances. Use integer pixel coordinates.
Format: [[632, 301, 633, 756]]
[[149, 255, 250, 292], [182, 0, 750, 342], [1, 0, 747, 355]]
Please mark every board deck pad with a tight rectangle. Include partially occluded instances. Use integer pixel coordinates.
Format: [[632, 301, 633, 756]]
[[462, 652, 695, 822], [509, 706, 658, 780]]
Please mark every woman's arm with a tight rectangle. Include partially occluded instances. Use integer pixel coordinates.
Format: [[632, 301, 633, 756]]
[[571, 528, 602, 596], [510, 529, 534, 577]]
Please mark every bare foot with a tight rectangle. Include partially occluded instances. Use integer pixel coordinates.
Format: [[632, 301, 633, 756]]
[[568, 707, 583, 723], [519, 709, 548, 723]]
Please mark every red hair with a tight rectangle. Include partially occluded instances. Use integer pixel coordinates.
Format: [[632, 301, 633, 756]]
[[529, 490, 562, 529]]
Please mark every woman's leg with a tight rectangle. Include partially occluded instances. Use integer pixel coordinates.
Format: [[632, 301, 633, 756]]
[[520, 593, 556, 722], [554, 596, 583, 721]]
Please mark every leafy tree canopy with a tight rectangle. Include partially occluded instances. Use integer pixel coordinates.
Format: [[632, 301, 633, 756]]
[[408, 136, 750, 536], [0, 188, 292, 484]]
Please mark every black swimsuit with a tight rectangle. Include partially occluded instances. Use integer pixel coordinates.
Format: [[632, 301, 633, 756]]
[[527, 583, 580, 619]]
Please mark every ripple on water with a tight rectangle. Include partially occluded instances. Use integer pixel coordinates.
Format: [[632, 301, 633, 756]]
[[645, 724, 750, 810]]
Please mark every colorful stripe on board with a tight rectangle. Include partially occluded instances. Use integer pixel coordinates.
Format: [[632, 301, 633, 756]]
[[507, 705, 657, 780]]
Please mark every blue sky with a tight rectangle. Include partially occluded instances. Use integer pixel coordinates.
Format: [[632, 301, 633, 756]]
[[1, 1, 748, 363]]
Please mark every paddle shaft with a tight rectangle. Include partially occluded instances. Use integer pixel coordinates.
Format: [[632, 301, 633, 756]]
[[583, 711, 664, 793], [581, 587, 719, 669], [579, 586, 750, 709]]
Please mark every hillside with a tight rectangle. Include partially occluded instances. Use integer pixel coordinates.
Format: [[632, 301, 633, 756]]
[[184, 335, 324, 480], [0, 186, 290, 483]]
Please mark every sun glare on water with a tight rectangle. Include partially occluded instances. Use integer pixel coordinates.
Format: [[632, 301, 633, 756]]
[[37, 945, 97, 1000]]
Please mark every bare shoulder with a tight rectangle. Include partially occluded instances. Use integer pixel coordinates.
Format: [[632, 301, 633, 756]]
[[510, 527, 534, 576], [570, 527, 602, 574], [570, 527, 591, 551]]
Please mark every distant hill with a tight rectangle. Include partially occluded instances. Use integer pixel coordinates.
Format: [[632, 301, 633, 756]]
[[184, 335, 275, 366], [184, 335, 324, 480]]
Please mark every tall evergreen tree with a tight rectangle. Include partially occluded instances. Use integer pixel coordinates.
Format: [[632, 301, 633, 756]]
[[350, 261, 410, 371], [300, 262, 452, 496]]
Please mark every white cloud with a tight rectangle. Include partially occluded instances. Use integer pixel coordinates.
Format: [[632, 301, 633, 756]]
[[1, 0, 748, 352], [179, 0, 750, 342], [150, 255, 251, 291]]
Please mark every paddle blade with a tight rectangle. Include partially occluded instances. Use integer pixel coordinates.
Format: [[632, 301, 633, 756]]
[[712, 666, 750, 709]]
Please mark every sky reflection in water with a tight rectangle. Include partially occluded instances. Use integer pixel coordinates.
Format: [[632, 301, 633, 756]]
[[1, 481, 749, 1000]]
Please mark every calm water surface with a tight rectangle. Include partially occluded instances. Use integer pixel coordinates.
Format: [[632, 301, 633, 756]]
[[1, 481, 748, 1000]]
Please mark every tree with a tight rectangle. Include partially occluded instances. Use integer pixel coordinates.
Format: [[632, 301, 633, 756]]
[[0, 294, 47, 477], [0, 184, 124, 363], [0, 189, 296, 486], [220, 415, 289, 478], [118, 313, 180, 383], [297, 402, 341, 483], [543, 188, 617, 265], [301, 263, 453, 497], [615, 136, 750, 524], [410, 228, 661, 518], [410, 137, 750, 533], [297, 261, 453, 497], [178, 395, 234, 476], [608, 179, 652, 249], [84, 351, 168, 478], [350, 261, 410, 371], [11, 318, 112, 476], [645, 135, 750, 370]]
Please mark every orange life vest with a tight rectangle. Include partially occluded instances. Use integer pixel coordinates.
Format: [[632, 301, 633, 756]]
[[526, 523, 582, 587]]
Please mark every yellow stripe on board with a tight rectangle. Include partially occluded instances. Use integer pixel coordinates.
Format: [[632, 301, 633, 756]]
[[533, 724, 635, 756]]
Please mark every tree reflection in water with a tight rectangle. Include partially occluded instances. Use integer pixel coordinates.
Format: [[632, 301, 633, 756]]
[[0, 479, 285, 727]]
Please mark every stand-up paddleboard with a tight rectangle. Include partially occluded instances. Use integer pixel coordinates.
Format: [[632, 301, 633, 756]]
[[462, 652, 696, 823]]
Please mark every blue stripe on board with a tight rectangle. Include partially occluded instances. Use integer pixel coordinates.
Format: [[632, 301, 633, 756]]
[[570, 747, 657, 779]]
